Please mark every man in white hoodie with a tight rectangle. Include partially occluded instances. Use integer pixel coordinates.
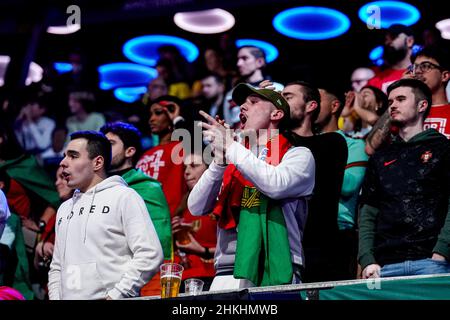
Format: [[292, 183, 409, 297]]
[[48, 131, 163, 300]]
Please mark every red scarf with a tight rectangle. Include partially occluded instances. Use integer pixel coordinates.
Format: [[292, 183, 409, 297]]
[[212, 134, 292, 229]]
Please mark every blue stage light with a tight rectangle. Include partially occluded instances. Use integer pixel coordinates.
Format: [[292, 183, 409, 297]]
[[273, 6, 350, 40], [123, 35, 199, 66], [369, 46, 384, 61], [98, 63, 157, 90], [114, 86, 148, 103], [358, 1, 420, 28], [235, 39, 279, 63], [53, 62, 73, 74]]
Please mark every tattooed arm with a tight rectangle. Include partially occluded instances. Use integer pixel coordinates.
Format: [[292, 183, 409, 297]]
[[365, 110, 391, 156]]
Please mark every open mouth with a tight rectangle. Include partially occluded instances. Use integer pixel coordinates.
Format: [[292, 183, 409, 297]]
[[239, 113, 247, 124], [62, 171, 71, 181]]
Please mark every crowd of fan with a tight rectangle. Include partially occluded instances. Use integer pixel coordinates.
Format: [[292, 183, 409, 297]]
[[0, 23, 449, 300]]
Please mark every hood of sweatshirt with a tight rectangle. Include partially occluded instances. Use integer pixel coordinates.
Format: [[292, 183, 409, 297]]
[[393, 128, 447, 145], [120, 168, 161, 188], [72, 175, 127, 199]]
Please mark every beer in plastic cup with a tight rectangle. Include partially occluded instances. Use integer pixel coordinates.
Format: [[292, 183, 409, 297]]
[[160, 263, 183, 298]]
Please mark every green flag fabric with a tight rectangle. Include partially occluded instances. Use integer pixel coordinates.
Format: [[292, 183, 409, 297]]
[[234, 186, 293, 286], [0, 155, 60, 209]]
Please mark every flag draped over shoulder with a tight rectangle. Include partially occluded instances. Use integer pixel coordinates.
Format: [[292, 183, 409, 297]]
[[0, 155, 61, 209], [213, 134, 294, 286]]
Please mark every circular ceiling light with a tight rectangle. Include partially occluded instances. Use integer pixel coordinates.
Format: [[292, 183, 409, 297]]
[[114, 86, 148, 103], [123, 35, 199, 66], [174, 8, 235, 34], [54, 62, 73, 74], [47, 24, 81, 35], [436, 19, 450, 40], [358, 1, 420, 28], [273, 6, 350, 40], [26, 62, 43, 85], [98, 63, 157, 90], [235, 39, 279, 63], [369, 45, 384, 66]]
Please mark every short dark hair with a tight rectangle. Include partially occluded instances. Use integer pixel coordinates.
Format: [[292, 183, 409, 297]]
[[319, 87, 345, 118], [70, 131, 111, 171], [387, 78, 432, 118], [238, 46, 266, 63], [411, 45, 450, 76], [201, 72, 224, 85], [100, 122, 142, 166], [286, 80, 322, 122]]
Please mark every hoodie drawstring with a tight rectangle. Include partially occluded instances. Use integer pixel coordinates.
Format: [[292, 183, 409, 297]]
[[83, 186, 97, 244]]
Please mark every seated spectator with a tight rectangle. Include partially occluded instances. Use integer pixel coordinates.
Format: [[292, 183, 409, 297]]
[[172, 149, 217, 292], [39, 126, 68, 177], [367, 24, 415, 93], [14, 95, 55, 155], [156, 57, 192, 100], [33, 166, 74, 299], [66, 91, 105, 137], [136, 96, 188, 218], [141, 76, 168, 106], [343, 86, 388, 138]]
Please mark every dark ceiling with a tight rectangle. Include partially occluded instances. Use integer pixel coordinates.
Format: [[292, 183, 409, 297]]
[[1, 0, 448, 97]]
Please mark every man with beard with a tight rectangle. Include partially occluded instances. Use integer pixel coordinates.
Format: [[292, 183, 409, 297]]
[[316, 87, 368, 280], [359, 79, 450, 279], [200, 73, 226, 120], [100, 122, 172, 261], [368, 24, 415, 93], [365, 45, 450, 155], [281, 81, 348, 282]]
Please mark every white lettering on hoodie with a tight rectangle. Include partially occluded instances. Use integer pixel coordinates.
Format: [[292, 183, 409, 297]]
[[48, 175, 163, 300]]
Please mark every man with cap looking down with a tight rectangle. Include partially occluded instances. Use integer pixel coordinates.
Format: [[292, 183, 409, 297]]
[[187, 83, 315, 290]]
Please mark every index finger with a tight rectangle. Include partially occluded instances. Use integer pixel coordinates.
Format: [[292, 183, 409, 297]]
[[199, 110, 218, 125]]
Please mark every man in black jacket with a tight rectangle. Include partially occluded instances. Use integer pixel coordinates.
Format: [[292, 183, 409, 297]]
[[280, 81, 348, 282], [359, 78, 450, 279]]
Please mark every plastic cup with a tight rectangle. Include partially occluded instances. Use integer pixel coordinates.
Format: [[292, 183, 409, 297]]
[[184, 278, 204, 296], [160, 263, 184, 298]]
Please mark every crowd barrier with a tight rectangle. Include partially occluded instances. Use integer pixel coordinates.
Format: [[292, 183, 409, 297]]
[[133, 273, 450, 300]]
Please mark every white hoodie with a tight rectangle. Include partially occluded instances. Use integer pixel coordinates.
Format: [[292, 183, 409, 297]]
[[48, 175, 163, 300]]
